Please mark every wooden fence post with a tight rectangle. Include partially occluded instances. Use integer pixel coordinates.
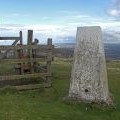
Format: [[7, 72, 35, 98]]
[[46, 38, 52, 84], [19, 31, 23, 45], [27, 30, 34, 73]]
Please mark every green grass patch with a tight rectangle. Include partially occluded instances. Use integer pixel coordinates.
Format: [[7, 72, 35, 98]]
[[0, 58, 119, 120]]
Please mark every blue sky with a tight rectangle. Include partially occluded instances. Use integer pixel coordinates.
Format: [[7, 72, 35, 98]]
[[0, 0, 110, 24], [0, 0, 120, 43]]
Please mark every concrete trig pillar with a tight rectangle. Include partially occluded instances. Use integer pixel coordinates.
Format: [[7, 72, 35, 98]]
[[69, 26, 111, 104]]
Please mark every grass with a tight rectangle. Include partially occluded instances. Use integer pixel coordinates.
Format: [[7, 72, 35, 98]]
[[0, 58, 120, 120]]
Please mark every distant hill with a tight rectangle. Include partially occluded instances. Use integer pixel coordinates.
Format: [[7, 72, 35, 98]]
[[104, 43, 120, 60], [54, 43, 120, 60]]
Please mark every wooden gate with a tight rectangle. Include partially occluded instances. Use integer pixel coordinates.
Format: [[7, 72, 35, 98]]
[[0, 30, 54, 90]]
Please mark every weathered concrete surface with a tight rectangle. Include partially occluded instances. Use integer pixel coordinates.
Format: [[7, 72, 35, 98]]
[[69, 26, 110, 104]]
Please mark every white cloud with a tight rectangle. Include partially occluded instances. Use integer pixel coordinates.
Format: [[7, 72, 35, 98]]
[[107, 0, 120, 17], [0, 13, 29, 20], [1, 11, 120, 43], [107, 9, 120, 17]]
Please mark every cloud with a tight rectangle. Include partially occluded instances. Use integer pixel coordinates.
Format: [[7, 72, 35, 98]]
[[107, 0, 120, 17], [7, 13, 29, 17], [103, 31, 120, 43], [107, 9, 120, 17], [1, 11, 120, 43]]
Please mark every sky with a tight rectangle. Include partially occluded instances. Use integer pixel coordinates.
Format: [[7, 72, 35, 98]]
[[0, 0, 120, 44]]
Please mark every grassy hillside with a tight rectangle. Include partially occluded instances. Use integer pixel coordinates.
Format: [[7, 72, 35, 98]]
[[0, 58, 120, 120]]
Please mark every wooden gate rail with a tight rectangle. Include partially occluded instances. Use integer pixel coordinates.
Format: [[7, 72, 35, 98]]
[[0, 30, 54, 90]]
